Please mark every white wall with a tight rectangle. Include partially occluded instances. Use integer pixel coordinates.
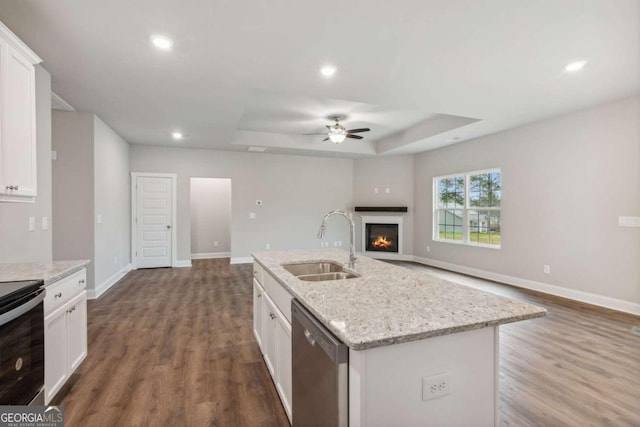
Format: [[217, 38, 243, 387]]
[[352, 155, 414, 254], [0, 65, 52, 263], [190, 177, 231, 256], [130, 146, 353, 262], [94, 116, 130, 288], [413, 95, 640, 307]]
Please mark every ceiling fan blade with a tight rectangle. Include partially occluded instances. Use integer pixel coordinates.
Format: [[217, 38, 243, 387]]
[[323, 137, 329, 141], [302, 132, 328, 135], [346, 134, 364, 140], [346, 128, 370, 133]]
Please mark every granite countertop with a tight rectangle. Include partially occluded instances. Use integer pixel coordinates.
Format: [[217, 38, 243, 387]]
[[0, 260, 91, 286], [253, 249, 546, 350]]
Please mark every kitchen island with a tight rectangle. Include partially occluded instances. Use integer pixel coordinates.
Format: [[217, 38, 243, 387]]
[[252, 249, 545, 426]]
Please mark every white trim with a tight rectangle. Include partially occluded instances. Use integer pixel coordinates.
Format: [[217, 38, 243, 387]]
[[0, 21, 42, 64], [231, 256, 253, 264], [51, 91, 75, 111], [412, 256, 640, 316], [360, 215, 403, 257], [131, 172, 178, 269], [88, 264, 131, 300], [191, 252, 231, 259], [174, 260, 192, 268]]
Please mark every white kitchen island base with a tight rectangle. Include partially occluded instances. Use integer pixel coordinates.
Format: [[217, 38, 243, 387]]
[[349, 326, 498, 427]]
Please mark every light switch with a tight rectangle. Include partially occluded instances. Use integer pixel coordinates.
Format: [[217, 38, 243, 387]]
[[42, 217, 48, 231], [385, 187, 391, 194], [618, 216, 640, 227], [28, 217, 35, 232], [97, 214, 103, 224], [249, 212, 256, 219], [51, 150, 57, 160]]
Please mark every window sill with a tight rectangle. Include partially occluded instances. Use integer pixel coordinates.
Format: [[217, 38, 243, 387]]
[[433, 238, 501, 250]]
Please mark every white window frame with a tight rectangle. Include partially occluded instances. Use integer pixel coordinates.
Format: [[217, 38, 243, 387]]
[[432, 168, 501, 249]]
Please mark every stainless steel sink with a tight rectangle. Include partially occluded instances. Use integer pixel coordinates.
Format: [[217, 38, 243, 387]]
[[282, 261, 360, 281], [297, 272, 359, 281]]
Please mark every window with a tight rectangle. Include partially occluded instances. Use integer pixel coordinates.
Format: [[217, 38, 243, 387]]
[[433, 169, 501, 248]]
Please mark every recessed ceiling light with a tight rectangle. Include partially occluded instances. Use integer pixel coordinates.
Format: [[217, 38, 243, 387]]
[[320, 65, 337, 78], [564, 60, 587, 72], [151, 35, 173, 51], [171, 131, 183, 140], [248, 147, 267, 152]]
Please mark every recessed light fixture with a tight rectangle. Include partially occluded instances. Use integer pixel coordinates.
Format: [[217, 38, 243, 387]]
[[320, 65, 337, 78], [171, 131, 183, 140], [564, 60, 587, 72], [248, 147, 267, 152], [151, 35, 173, 51]]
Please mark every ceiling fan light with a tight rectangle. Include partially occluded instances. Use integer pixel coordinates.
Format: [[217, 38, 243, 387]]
[[329, 133, 346, 143]]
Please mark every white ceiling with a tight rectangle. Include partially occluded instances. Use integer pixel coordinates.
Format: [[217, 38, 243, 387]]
[[0, 0, 637, 157]]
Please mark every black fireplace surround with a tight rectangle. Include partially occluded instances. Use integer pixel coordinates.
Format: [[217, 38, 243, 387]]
[[365, 223, 399, 253]]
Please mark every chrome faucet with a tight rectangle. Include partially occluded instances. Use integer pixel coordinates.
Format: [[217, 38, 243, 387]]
[[317, 210, 357, 269]]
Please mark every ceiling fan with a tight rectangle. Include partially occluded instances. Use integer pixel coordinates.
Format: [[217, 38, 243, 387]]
[[303, 116, 370, 143]]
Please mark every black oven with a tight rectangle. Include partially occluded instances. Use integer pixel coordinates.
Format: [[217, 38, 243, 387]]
[[0, 280, 45, 405]]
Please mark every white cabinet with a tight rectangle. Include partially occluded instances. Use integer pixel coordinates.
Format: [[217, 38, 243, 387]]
[[253, 262, 293, 424], [253, 279, 264, 350], [0, 21, 41, 202], [44, 269, 88, 404]]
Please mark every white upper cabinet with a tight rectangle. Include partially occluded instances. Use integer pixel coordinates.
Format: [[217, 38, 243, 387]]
[[0, 21, 42, 202]]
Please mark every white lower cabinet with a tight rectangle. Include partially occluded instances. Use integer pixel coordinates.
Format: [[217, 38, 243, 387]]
[[253, 263, 293, 424], [44, 269, 88, 404]]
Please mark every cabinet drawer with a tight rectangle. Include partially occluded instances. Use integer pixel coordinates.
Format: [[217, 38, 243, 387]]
[[45, 269, 86, 316], [253, 262, 264, 285], [263, 272, 293, 324]]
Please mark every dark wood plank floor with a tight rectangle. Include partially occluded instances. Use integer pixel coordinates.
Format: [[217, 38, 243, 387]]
[[55, 259, 640, 426]]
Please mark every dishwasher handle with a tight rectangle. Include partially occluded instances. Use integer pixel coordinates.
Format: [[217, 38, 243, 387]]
[[292, 299, 348, 364]]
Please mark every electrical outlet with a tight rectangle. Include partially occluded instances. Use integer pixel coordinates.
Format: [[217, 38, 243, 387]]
[[374, 187, 379, 194], [266, 243, 271, 250], [543, 265, 551, 274], [42, 217, 48, 231], [422, 372, 451, 401], [28, 217, 35, 232], [113, 256, 118, 266], [426, 246, 431, 253], [385, 187, 391, 194], [249, 212, 256, 219], [213, 241, 219, 247]]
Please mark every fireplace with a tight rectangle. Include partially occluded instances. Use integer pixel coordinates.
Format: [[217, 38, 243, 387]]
[[365, 223, 399, 253], [361, 215, 403, 258]]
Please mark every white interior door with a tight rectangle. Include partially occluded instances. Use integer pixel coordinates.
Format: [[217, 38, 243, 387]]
[[136, 176, 173, 268]]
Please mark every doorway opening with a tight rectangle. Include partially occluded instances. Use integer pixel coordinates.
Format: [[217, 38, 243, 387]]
[[190, 177, 232, 260]]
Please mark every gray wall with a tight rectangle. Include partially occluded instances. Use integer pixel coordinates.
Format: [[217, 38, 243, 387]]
[[94, 116, 130, 286], [414, 95, 640, 304], [130, 146, 353, 261], [352, 155, 414, 254], [0, 65, 53, 263], [52, 111, 95, 286], [190, 177, 231, 255], [52, 112, 130, 293]]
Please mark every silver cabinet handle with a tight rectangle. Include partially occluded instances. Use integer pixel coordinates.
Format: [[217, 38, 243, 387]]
[[79, 279, 85, 284], [5, 185, 18, 190], [270, 312, 276, 320], [257, 293, 262, 298], [14, 186, 18, 190], [304, 329, 316, 346], [55, 292, 62, 298]]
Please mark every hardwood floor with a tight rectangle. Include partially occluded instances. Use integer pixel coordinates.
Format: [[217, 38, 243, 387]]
[[54, 259, 289, 427], [55, 259, 640, 426]]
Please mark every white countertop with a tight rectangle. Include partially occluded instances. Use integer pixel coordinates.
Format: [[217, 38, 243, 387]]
[[0, 260, 90, 285], [253, 249, 546, 350]]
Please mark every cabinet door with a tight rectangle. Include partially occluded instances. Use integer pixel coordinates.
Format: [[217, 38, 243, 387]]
[[44, 305, 68, 404], [261, 294, 277, 377], [275, 309, 292, 423], [253, 279, 263, 349], [66, 291, 88, 373], [1, 45, 36, 197]]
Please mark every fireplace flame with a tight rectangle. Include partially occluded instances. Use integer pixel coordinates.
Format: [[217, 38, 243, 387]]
[[372, 235, 393, 249]]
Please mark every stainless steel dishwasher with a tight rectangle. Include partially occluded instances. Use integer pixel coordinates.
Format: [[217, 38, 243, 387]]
[[292, 299, 348, 427]]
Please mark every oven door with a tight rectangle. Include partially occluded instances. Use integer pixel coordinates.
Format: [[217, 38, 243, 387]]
[[0, 289, 45, 405]]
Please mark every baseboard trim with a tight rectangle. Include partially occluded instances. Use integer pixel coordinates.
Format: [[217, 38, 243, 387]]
[[191, 252, 231, 260], [174, 260, 192, 268], [89, 264, 132, 300], [230, 256, 253, 265], [412, 256, 640, 316]]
